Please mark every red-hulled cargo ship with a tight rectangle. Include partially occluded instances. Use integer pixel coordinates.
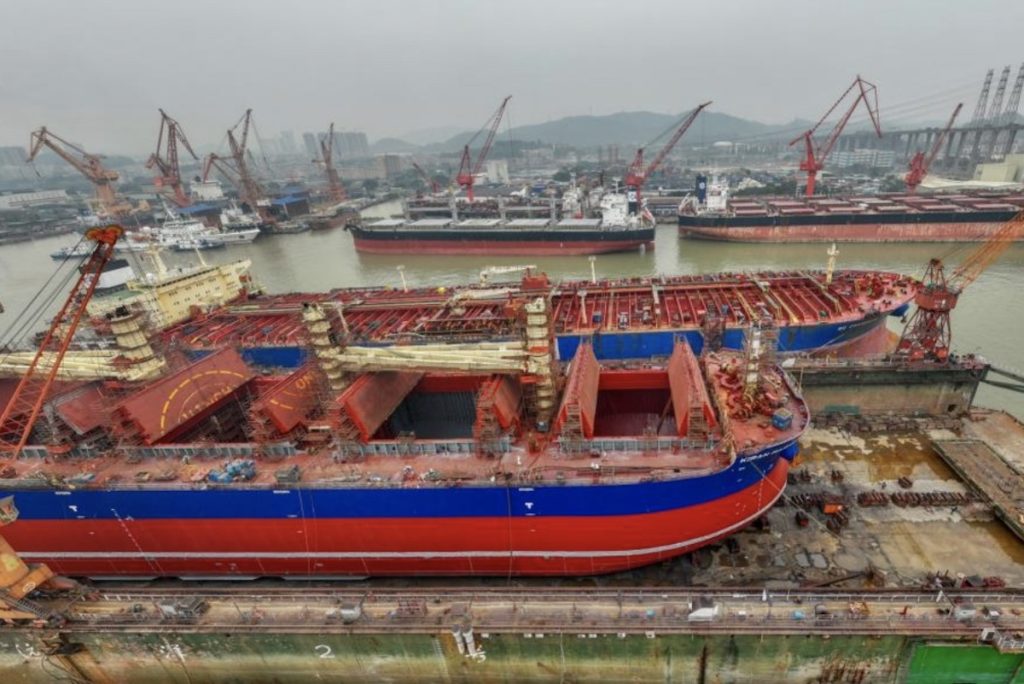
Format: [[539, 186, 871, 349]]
[[678, 177, 1024, 242], [0, 337, 807, 578]]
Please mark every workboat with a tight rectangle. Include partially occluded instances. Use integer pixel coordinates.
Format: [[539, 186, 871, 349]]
[[160, 269, 916, 369], [349, 189, 655, 256], [678, 175, 1024, 242], [0, 317, 808, 577]]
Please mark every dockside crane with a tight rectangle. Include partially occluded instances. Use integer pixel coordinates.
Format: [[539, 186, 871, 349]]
[[789, 76, 881, 197], [316, 122, 347, 204], [26, 128, 132, 219], [896, 209, 1024, 362], [203, 109, 271, 222], [411, 161, 440, 194], [456, 96, 512, 201], [146, 109, 198, 207], [624, 101, 711, 214], [0, 226, 123, 458], [904, 103, 962, 193]]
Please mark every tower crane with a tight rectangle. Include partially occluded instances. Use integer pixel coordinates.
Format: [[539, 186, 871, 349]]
[[0, 226, 123, 458], [904, 103, 962, 193], [411, 161, 440, 194], [26, 128, 132, 219], [146, 109, 198, 207], [789, 76, 881, 197], [624, 101, 711, 214], [896, 209, 1024, 362], [456, 96, 512, 201], [203, 109, 271, 222], [316, 122, 347, 203]]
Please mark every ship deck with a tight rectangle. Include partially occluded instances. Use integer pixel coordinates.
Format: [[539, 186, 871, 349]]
[[158, 270, 915, 352], [680, 190, 1024, 221], [2, 351, 808, 492]]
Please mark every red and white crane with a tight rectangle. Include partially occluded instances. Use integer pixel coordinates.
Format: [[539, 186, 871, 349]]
[[0, 226, 123, 458], [789, 76, 881, 197], [146, 109, 198, 207], [456, 96, 511, 201], [904, 103, 962, 193], [26, 128, 132, 219], [316, 122, 347, 203], [624, 101, 711, 213]]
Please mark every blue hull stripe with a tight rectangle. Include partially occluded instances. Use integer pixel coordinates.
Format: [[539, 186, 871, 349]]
[[5, 442, 797, 522]]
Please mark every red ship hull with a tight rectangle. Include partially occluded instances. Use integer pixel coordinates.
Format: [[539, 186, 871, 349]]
[[352, 236, 654, 256], [680, 221, 1021, 243], [11, 459, 787, 577]]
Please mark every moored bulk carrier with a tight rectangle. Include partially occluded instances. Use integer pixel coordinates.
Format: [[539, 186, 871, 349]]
[[349, 190, 655, 256], [679, 176, 1024, 243]]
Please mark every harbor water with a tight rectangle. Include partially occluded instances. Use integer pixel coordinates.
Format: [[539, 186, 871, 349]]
[[2, 200, 1023, 418]]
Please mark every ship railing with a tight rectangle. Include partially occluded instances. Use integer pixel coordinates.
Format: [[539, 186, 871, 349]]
[[556, 436, 717, 455], [337, 438, 506, 458]]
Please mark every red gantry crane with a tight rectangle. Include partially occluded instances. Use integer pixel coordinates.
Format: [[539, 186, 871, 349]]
[[904, 103, 962, 193], [26, 128, 132, 219], [624, 101, 711, 214], [896, 209, 1024, 362], [456, 96, 512, 201], [0, 226, 123, 458], [202, 109, 271, 222], [316, 122, 347, 203], [790, 76, 881, 197], [146, 109, 198, 207]]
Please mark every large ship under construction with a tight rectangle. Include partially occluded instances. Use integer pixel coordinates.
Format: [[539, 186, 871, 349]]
[[160, 269, 915, 368], [678, 177, 1024, 242]]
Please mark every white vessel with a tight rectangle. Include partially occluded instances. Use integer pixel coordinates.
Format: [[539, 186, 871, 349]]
[[220, 202, 265, 238]]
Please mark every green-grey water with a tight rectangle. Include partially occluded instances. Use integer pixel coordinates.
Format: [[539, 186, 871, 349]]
[[2, 200, 1023, 418]]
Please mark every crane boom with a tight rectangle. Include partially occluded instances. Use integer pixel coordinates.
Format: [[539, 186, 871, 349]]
[[896, 208, 1024, 362], [411, 161, 439, 193], [904, 103, 962, 193], [789, 76, 881, 197], [0, 226, 123, 457], [456, 96, 512, 201], [625, 102, 711, 192], [317, 122, 347, 203], [146, 109, 198, 207], [951, 209, 1024, 290], [623, 102, 711, 215], [207, 110, 271, 222], [26, 128, 130, 219]]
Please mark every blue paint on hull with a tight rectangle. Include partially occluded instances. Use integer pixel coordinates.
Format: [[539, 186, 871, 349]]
[[6, 440, 798, 523]]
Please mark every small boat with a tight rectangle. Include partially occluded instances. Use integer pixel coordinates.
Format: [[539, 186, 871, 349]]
[[172, 238, 226, 252]]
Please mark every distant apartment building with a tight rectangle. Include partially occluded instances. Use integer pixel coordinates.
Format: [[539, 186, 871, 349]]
[[378, 154, 404, 178], [485, 159, 509, 184], [833, 148, 895, 169], [302, 132, 319, 160], [332, 131, 370, 160], [279, 131, 297, 156], [0, 189, 70, 210]]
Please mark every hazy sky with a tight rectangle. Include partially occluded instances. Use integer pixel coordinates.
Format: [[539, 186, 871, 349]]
[[1, 0, 1021, 155]]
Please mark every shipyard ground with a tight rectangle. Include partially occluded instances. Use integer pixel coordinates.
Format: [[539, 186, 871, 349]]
[[3, 410, 1024, 682]]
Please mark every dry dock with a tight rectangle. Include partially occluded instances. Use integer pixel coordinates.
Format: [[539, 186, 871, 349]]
[[3, 362, 1024, 683]]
